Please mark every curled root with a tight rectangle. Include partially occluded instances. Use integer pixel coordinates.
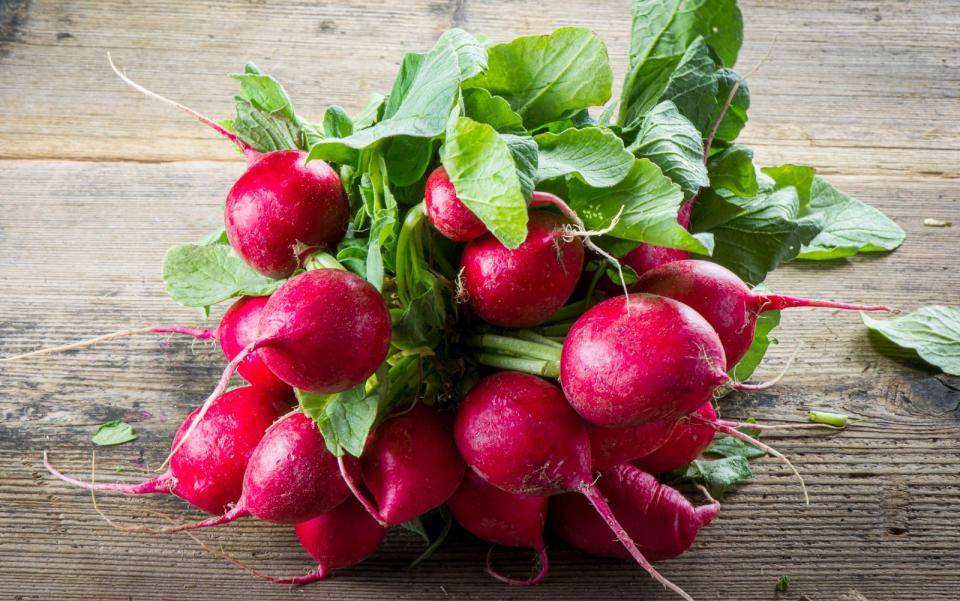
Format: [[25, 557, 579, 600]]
[[485, 545, 549, 586], [455, 266, 469, 304]]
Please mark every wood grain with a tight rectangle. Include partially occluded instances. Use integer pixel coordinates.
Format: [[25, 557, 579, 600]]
[[1, 1, 959, 600]]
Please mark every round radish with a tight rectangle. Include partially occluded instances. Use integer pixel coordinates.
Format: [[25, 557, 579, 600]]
[[622, 244, 689, 279], [589, 419, 677, 471], [350, 404, 465, 526], [447, 470, 549, 586], [633, 402, 717, 474], [461, 210, 584, 328], [225, 150, 349, 278], [635, 260, 892, 367], [44, 386, 291, 514], [454, 371, 695, 601], [216, 296, 289, 392], [424, 166, 487, 241], [551, 463, 719, 562], [561, 293, 735, 427]]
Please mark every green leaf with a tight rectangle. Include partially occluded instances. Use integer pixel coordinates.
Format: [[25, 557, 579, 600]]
[[162, 244, 282, 308], [706, 433, 765, 460], [620, 54, 683, 130], [322, 105, 354, 138], [707, 145, 757, 197], [712, 68, 750, 143], [394, 205, 447, 349], [762, 164, 815, 210], [626, 0, 684, 70], [661, 38, 719, 134], [501, 133, 539, 201], [440, 116, 528, 248], [629, 101, 709, 197], [383, 136, 435, 187], [468, 27, 613, 128], [535, 127, 634, 187], [196, 227, 229, 246], [776, 575, 791, 593], [437, 28, 487, 80], [682, 456, 753, 499], [91, 420, 138, 447], [462, 88, 525, 134], [797, 176, 905, 260], [862, 306, 960, 376], [729, 285, 781, 381], [230, 63, 309, 152], [354, 93, 386, 130], [409, 507, 453, 568], [694, 187, 822, 285], [567, 158, 711, 254], [308, 35, 461, 161], [399, 516, 430, 544], [297, 385, 379, 457]]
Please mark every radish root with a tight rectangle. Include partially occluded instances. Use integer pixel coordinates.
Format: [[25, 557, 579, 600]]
[[2, 326, 213, 362], [485, 545, 549, 587]]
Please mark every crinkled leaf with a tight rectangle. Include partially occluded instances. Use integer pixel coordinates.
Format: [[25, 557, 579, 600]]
[[798, 176, 905, 260], [620, 54, 683, 130], [230, 63, 310, 152], [681, 456, 753, 499], [462, 88, 525, 134], [729, 284, 781, 381], [467, 27, 613, 128], [438, 28, 487, 80], [662, 37, 719, 134], [297, 385, 379, 457], [712, 68, 750, 143], [336, 237, 369, 279], [568, 158, 711, 254], [535, 126, 634, 187], [163, 244, 283, 308], [91, 420, 138, 447], [629, 101, 708, 197], [862, 306, 960, 375], [440, 117, 527, 248], [706, 432, 765, 460], [501, 133, 538, 201], [707, 145, 757, 198]]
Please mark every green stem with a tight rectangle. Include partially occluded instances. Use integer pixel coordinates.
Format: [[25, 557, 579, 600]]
[[544, 301, 586, 324], [466, 334, 562, 363], [807, 411, 849, 427], [474, 353, 560, 379], [584, 263, 607, 307], [513, 330, 564, 349], [534, 322, 574, 337], [304, 251, 346, 271]]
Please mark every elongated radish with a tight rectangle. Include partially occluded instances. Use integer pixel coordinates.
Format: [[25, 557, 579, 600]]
[[551, 463, 719, 561], [447, 470, 549, 586], [454, 371, 695, 601], [635, 260, 892, 367], [44, 386, 291, 514]]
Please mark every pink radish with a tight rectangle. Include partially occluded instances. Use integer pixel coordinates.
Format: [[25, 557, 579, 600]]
[[635, 260, 892, 368], [44, 386, 291, 514], [447, 470, 549, 586], [424, 166, 488, 241], [454, 371, 695, 601], [633, 402, 718, 474], [216, 296, 290, 392], [143, 412, 353, 532], [461, 210, 584, 328], [551, 463, 719, 562], [108, 57, 349, 279], [589, 419, 677, 471], [342, 404, 465, 526]]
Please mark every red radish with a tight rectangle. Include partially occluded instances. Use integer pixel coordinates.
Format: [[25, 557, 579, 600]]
[[216, 296, 289, 392], [621, 244, 689, 279], [636, 260, 892, 368], [561, 293, 742, 427], [589, 419, 677, 471], [632, 402, 717, 474], [454, 371, 695, 601], [342, 404, 465, 526], [144, 412, 353, 532], [447, 470, 549, 586], [44, 386, 291, 514], [424, 166, 488, 241], [461, 210, 584, 328], [551, 463, 719, 562], [108, 57, 348, 279]]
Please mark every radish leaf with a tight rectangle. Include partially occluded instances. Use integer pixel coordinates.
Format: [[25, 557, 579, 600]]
[[862, 306, 960, 375]]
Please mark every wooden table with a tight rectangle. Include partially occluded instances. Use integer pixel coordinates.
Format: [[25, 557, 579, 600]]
[[1, 1, 958, 599]]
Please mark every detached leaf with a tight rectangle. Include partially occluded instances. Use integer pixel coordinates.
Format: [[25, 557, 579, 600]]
[[468, 27, 613, 128], [630, 101, 709, 197], [862, 306, 960, 375], [535, 127, 634, 187], [163, 244, 282, 308], [92, 420, 138, 447], [797, 176, 905, 260], [706, 433, 765, 460], [568, 158, 711, 254], [297, 385, 379, 457], [440, 117, 527, 248], [682, 456, 753, 499]]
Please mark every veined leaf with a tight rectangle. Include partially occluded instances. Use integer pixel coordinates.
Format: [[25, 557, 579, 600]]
[[862, 306, 960, 376], [297, 385, 379, 457], [163, 244, 282, 308], [535, 126, 634, 187], [630, 100, 709, 197]]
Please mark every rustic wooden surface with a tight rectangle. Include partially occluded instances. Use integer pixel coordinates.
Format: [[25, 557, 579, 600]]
[[1, 1, 958, 600]]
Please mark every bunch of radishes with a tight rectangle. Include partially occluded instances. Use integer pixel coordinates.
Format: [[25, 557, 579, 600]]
[[13, 3, 911, 599]]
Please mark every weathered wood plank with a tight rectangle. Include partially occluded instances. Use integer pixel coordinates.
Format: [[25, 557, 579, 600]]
[[1, 0, 959, 600]]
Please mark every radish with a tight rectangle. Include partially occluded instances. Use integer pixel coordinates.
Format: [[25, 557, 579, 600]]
[[461, 210, 584, 328], [447, 470, 549, 586], [109, 57, 349, 278], [561, 293, 748, 427], [341, 404, 465, 526], [144, 412, 353, 532], [454, 371, 695, 601], [551, 463, 719, 562], [424, 166, 488, 241], [621, 244, 689, 279], [44, 386, 291, 514], [635, 260, 892, 368], [632, 402, 717, 474], [589, 419, 677, 471]]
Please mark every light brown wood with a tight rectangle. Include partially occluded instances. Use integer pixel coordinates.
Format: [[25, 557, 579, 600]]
[[1, 1, 958, 600]]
